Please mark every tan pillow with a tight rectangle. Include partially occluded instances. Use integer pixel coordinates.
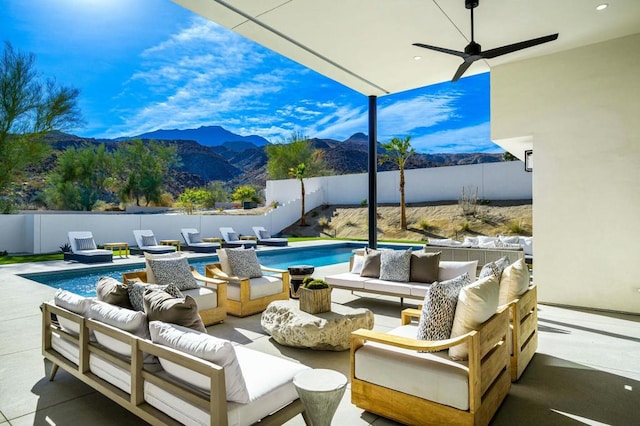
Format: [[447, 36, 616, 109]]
[[449, 275, 500, 360], [143, 289, 206, 333], [95, 276, 133, 309], [360, 248, 381, 278], [499, 258, 530, 305], [410, 251, 440, 283]]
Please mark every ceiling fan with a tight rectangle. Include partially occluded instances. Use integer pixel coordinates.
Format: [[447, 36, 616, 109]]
[[413, 0, 559, 82]]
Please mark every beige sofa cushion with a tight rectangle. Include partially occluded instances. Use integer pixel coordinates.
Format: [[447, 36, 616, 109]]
[[226, 275, 283, 301], [325, 272, 368, 289], [89, 300, 150, 357], [438, 260, 478, 281]]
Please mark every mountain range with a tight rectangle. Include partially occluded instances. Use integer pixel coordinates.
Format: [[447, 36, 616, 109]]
[[33, 126, 504, 197]]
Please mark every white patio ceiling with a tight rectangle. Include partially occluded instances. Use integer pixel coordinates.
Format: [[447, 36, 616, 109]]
[[172, 0, 640, 96]]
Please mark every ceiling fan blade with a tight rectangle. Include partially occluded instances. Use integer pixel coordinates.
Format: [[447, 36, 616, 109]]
[[413, 43, 468, 58], [480, 33, 559, 59], [452, 59, 475, 82]]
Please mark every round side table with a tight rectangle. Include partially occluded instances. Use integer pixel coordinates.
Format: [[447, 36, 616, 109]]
[[293, 368, 347, 426], [288, 265, 315, 299]]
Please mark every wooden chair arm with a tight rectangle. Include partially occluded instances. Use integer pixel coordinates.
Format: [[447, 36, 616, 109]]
[[190, 268, 227, 287], [351, 328, 476, 352], [401, 308, 422, 325], [260, 265, 287, 274], [204, 263, 245, 282]]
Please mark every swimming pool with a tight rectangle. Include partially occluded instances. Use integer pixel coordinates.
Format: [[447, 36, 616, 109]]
[[24, 242, 421, 297]]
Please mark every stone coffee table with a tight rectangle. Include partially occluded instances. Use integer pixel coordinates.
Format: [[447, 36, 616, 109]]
[[261, 300, 374, 351]]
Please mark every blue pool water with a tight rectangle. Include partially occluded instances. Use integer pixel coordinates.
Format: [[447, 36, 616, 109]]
[[23, 242, 420, 297]]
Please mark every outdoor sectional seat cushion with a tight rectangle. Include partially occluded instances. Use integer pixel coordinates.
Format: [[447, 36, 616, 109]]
[[363, 279, 414, 296], [354, 324, 470, 410], [226, 275, 283, 301], [181, 287, 218, 310], [324, 272, 369, 289]]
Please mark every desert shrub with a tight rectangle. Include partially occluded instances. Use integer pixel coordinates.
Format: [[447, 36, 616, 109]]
[[360, 198, 367, 207], [460, 221, 471, 232], [507, 220, 526, 234], [311, 211, 318, 217], [459, 186, 478, 216], [418, 219, 435, 231], [318, 217, 330, 228], [345, 220, 357, 227]]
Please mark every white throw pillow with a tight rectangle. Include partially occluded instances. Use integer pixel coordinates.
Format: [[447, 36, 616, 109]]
[[449, 275, 500, 360], [74, 237, 96, 251], [379, 249, 412, 282], [149, 321, 250, 403], [350, 255, 364, 274], [438, 260, 478, 281], [217, 249, 232, 275], [499, 258, 530, 305], [499, 235, 520, 245]]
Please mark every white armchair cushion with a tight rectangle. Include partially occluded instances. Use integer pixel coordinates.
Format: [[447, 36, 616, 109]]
[[226, 275, 283, 301], [449, 275, 500, 360], [499, 258, 530, 305], [148, 321, 249, 403]]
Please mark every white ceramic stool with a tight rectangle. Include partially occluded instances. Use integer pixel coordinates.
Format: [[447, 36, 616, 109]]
[[293, 369, 347, 426]]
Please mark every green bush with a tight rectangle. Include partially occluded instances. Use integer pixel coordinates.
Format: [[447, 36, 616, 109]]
[[301, 277, 329, 289]]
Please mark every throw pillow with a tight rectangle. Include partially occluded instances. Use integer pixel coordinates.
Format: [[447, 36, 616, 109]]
[[410, 251, 440, 283], [227, 232, 240, 241], [478, 256, 510, 280], [449, 275, 500, 360], [127, 281, 183, 312], [217, 249, 232, 275], [143, 289, 206, 333], [360, 248, 381, 278], [258, 230, 271, 239], [141, 235, 157, 247], [226, 248, 263, 278], [95, 276, 133, 309], [499, 235, 520, 245], [438, 260, 478, 281], [74, 237, 96, 251], [146, 254, 200, 291], [416, 273, 471, 343], [379, 249, 412, 282], [499, 258, 530, 305], [89, 300, 151, 359], [350, 255, 364, 274], [149, 321, 250, 403], [188, 232, 202, 243]]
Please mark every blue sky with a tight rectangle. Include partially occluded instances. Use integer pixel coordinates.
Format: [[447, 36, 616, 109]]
[[1, 0, 501, 154]]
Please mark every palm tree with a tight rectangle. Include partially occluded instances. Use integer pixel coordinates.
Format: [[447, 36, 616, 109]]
[[379, 136, 415, 230]]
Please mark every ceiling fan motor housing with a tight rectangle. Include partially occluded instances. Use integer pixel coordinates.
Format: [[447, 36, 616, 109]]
[[466, 0, 479, 10]]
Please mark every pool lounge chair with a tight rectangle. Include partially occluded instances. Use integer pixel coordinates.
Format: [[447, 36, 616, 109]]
[[132, 230, 176, 254], [66, 231, 113, 263], [180, 228, 220, 253], [219, 227, 257, 249], [252, 226, 288, 247]]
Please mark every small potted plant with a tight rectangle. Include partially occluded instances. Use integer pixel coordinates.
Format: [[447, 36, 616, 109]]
[[299, 277, 332, 314]]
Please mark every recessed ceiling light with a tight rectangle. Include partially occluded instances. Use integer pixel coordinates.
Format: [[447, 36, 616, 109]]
[[413, 56, 422, 61], [596, 3, 608, 11]]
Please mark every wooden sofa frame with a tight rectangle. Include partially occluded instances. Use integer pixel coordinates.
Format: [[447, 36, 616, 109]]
[[122, 267, 227, 326], [508, 284, 538, 381], [350, 305, 511, 426], [42, 302, 304, 426], [205, 263, 289, 317]]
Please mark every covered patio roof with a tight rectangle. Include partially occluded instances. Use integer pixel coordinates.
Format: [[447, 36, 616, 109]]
[[172, 0, 640, 96]]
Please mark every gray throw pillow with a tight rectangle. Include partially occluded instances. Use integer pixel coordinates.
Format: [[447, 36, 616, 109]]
[[379, 249, 412, 282], [147, 256, 200, 291], [96, 276, 133, 309], [75, 237, 96, 251], [227, 232, 240, 241], [259, 230, 271, 239], [188, 232, 202, 243], [360, 248, 381, 278], [127, 281, 183, 312], [143, 289, 206, 333], [226, 248, 263, 278], [478, 256, 510, 279], [410, 251, 440, 283], [141, 235, 157, 246], [416, 273, 471, 343]]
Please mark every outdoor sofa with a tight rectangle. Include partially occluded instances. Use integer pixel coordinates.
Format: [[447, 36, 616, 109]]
[[42, 289, 309, 426], [426, 235, 532, 265]]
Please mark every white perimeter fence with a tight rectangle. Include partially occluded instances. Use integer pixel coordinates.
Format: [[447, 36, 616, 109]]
[[0, 161, 530, 254]]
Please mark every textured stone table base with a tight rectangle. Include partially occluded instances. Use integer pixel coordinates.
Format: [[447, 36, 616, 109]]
[[261, 300, 374, 351]]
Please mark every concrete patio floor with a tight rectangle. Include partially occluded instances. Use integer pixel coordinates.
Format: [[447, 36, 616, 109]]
[[1, 248, 638, 425]]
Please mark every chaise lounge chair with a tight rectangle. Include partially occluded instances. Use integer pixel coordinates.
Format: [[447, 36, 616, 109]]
[[252, 226, 288, 246], [66, 231, 113, 263], [219, 227, 257, 249], [180, 228, 220, 253], [132, 230, 176, 254]]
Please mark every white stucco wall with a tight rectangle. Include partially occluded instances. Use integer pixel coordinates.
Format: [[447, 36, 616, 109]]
[[492, 33, 640, 313]]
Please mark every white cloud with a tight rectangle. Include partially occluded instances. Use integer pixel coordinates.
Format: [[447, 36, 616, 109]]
[[410, 122, 502, 153]]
